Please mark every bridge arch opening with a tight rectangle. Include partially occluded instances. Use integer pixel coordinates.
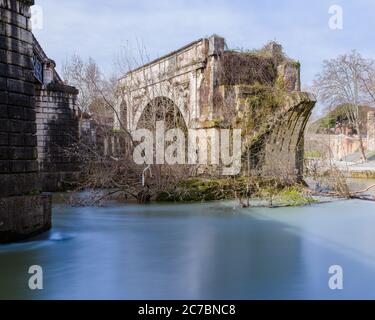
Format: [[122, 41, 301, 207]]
[[137, 97, 188, 133], [136, 96, 191, 178]]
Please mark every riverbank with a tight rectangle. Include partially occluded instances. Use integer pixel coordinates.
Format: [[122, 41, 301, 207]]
[[51, 176, 375, 209], [307, 157, 375, 179], [53, 182, 347, 209]]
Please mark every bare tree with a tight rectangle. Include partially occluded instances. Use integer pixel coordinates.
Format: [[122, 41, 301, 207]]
[[314, 51, 369, 161], [61, 47, 195, 204], [361, 60, 375, 106], [62, 55, 101, 114]]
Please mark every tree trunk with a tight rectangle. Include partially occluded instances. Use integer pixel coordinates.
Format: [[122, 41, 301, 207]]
[[356, 122, 367, 161], [137, 188, 151, 204]]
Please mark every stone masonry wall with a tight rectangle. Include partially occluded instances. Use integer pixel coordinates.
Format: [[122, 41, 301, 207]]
[[0, 0, 51, 243], [35, 83, 80, 191], [0, 0, 37, 196]]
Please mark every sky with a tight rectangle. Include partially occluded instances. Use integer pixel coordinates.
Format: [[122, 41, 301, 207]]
[[32, 0, 375, 113]]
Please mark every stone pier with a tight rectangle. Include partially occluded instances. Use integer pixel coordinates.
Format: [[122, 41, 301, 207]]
[[0, 0, 51, 243]]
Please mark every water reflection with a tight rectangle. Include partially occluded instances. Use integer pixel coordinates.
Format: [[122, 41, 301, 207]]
[[1, 200, 375, 299]]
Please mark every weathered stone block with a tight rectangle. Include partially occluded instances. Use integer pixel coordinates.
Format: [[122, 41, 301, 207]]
[[0, 104, 7, 118], [23, 120, 36, 133], [0, 160, 10, 173], [8, 119, 22, 132], [9, 146, 36, 160], [0, 77, 6, 90], [0, 132, 8, 145], [0, 118, 9, 131], [9, 160, 25, 172], [0, 62, 34, 82], [8, 92, 33, 107], [0, 90, 7, 104], [24, 106, 35, 121], [7, 78, 34, 95], [0, 146, 9, 159], [0, 23, 33, 44], [8, 133, 24, 145], [0, 193, 51, 244], [24, 133, 36, 146], [24, 159, 37, 172], [7, 105, 24, 119], [0, 8, 28, 30]]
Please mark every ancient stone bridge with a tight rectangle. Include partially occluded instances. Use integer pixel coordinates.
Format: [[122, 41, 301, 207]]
[[116, 35, 316, 179], [117, 36, 227, 131]]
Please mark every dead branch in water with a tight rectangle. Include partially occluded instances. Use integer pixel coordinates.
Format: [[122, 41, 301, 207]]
[[308, 188, 375, 202], [350, 184, 375, 195]]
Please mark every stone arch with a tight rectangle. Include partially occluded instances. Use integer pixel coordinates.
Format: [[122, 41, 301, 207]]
[[136, 96, 188, 132], [130, 82, 189, 131]]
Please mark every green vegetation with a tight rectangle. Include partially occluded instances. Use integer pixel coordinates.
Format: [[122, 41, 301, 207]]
[[234, 83, 285, 132], [156, 177, 314, 207], [275, 74, 285, 90], [305, 150, 322, 158], [156, 178, 249, 202], [232, 83, 287, 156], [274, 186, 315, 207], [292, 60, 301, 69], [311, 104, 375, 133], [202, 118, 222, 128]]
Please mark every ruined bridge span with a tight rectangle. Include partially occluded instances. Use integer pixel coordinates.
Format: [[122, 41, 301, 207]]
[[116, 35, 316, 179], [117, 36, 223, 131]]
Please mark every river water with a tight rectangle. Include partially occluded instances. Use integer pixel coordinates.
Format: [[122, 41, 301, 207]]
[[1, 194, 375, 300]]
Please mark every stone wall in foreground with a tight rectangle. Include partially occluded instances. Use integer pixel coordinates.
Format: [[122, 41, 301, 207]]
[[33, 29, 80, 192], [35, 83, 80, 191], [0, 0, 51, 243]]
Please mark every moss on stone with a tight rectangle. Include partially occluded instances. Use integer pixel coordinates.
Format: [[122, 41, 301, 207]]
[[155, 176, 307, 205], [233, 83, 286, 140], [276, 74, 285, 90], [292, 60, 301, 69], [202, 118, 222, 128]]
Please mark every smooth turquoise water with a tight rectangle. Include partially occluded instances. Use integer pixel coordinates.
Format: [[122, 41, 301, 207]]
[[1, 199, 375, 300]]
